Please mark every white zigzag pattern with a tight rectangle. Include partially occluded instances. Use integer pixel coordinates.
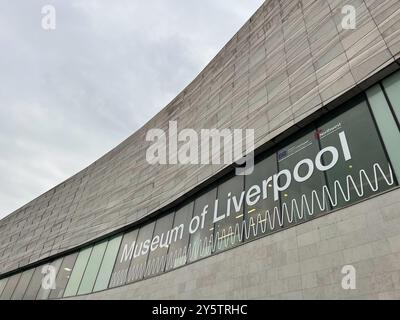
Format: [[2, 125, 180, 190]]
[[110, 163, 394, 285]]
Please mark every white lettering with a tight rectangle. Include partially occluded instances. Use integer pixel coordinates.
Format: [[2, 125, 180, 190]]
[[121, 242, 135, 262], [189, 215, 200, 234], [246, 186, 261, 207], [340, 131, 352, 161], [316, 146, 339, 171], [213, 199, 225, 223], [150, 236, 160, 252], [294, 158, 314, 182]]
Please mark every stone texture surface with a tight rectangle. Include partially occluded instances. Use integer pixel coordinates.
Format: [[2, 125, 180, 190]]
[[67, 188, 400, 300], [1, 0, 400, 277]]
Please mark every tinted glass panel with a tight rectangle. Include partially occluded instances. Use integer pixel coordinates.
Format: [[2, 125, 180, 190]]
[[93, 235, 122, 292], [188, 188, 217, 262], [0, 273, 21, 300], [63, 247, 92, 297], [49, 253, 78, 299], [214, 175, 245, 253], [126, 222, 155, 283], [319, 99, 395, 208], [109, 230, 138, 288], [36, 259, 63, 300], [165, 202, 193, 271], [244, 154, 278, 240], [0, 278, 7, 296], [11, 269, 34, 300], [23, 267, 43, 300], [277, 130, 328, 226], [382, 70, 400, 122], [145, 214, 174, 278], [77, 241, 107, 295], [366, 85, 400, 180]]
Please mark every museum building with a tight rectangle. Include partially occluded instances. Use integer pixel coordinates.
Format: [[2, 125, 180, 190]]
[[1, 0, 400, 299]]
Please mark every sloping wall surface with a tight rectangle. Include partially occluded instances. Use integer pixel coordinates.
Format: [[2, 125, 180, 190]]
[[1, 0, 400, 275]]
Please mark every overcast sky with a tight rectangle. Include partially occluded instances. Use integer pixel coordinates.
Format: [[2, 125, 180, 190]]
[[0, 0, 264, 219]]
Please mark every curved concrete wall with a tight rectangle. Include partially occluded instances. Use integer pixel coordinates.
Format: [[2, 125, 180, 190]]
[[1, 0, 400, 276]]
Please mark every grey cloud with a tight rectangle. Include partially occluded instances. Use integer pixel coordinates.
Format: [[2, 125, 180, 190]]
[[0, 0, 264, 218]]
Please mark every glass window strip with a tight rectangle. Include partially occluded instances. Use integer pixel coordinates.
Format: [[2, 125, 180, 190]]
[[36, 258, 63, 300], [382, 70, 400, 125], [78, 241, 108, 295], [93, 235, 123, 292], [0, 278, 7, 297], [0, 273, 21, 300], [366, 84, 400, 180], [11, 269, 35, 300], [63, 247, 92, 297]]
